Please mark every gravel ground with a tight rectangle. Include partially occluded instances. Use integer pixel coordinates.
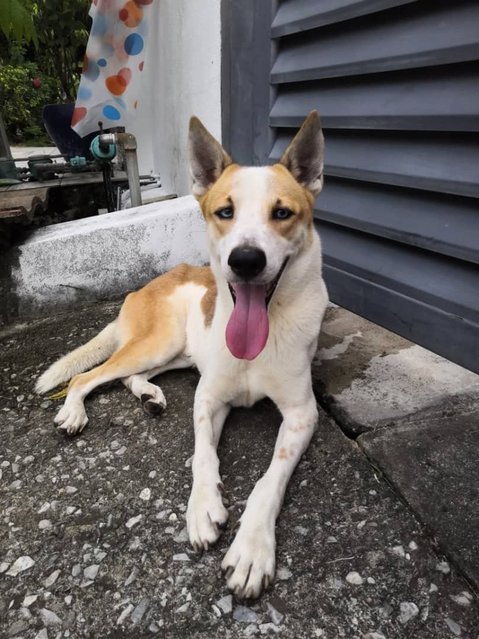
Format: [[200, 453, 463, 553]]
[[0, 303, 478, 638]]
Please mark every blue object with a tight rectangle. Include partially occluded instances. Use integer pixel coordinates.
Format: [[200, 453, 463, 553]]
[[69, 156, 87, 168], [90, 135, 116, 161]]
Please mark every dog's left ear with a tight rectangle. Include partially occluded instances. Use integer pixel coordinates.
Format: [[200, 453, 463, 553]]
[[189, 117, 232, 197], [280, 111, 324, 196]]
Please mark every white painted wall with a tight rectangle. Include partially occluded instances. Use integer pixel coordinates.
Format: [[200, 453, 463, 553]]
[[130, 0, 222, 197]]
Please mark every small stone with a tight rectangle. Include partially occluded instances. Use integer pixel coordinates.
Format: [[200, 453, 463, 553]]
[[363, 633, 386, 639], [23, 455, 34, 465], [173, 553, 190, 562], [445, 618, 461, 637], [83, 565, 99, 580], [244, 623, 259, 636], [131, 597, 150, 624], [23, 594, 38, 607], [450, 593, 471, 607], [125, 567, 139, 586], [10, 479, 22, 489], [169, 512, 178, 522], [216, 594, 233, 614], [64, 595, 73, 605], [115, 446, 127, 456], [148, 471, 157, 479], [139, 488, 151, 501], [149, 622, 160, 633], [0, 562, 10, 573], [266, 602, 284, 625], [12, 462, 20, 473], [408, 541, 418, 551], [212, 604, 221, 617], [173, 527, 189, 543], [429, 583, 438, 593], [34, 629, 49, 639], [398, 602, 419, 624], [39, 519, 52, 530], [117, 603, 134, 625], [233, 606, 258, 623], [276, 566, 292, 581], [176, 603, 190, 614], [6, 555, 35, 576], [436, 560, 451, 574], [71, 564, 81, 577], [40, 608, 62, 626], [126, 514, 143, 528], [326, 536, 337, 544], [38, 502, 50, 514], [391, 545, 405, 557], [260, 622, 282, 634], [65, 486, 77, 495], [43, 569, 61, 588], [367, 577, 376, 584], [346, 571, 363, 585], [94, 550, 107, 562]]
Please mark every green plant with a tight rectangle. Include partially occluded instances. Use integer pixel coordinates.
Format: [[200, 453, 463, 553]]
[[0, 1, 90, 102], [34, 1, 90, 101], [0, 0, 37, 44], [0, 63, 61, 143]]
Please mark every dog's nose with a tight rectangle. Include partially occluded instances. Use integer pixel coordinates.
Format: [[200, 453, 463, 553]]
[[228, 246, 266, 280]]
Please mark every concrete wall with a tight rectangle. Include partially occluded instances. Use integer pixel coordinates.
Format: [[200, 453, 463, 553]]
[[4, 197, 208, 325], [130, 0, 222, 197]]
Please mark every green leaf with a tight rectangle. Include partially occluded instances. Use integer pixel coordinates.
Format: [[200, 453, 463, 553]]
[[0, 0, 38, 45]]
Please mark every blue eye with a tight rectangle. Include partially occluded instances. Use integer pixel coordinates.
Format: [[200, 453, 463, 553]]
[[272, 207, 293, 220], [215, 207, 234, 220]]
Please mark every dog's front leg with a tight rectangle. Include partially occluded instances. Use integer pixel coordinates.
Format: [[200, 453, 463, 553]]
[[222, 392, 318, 598], [187, 386, 230, 551]]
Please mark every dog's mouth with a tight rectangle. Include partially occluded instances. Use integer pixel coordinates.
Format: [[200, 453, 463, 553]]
[[225, 259, 289, 361]]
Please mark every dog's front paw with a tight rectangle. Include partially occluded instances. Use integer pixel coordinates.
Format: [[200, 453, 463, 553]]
[[187, 483, 228, 551], [221, 523, 276, 599], [53, 402, 88, 435]]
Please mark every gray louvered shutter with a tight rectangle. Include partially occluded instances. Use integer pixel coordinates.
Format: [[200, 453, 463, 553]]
[[222, 0, 479, 374]]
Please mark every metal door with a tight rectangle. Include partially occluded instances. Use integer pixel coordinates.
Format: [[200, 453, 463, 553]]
[[222, 0, 479, 373]]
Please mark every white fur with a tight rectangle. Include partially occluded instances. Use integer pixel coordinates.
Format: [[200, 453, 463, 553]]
[[35, 321, 117, 394]]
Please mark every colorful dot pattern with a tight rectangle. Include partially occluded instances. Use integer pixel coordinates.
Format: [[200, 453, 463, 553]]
[[72, 0, 155, 137]]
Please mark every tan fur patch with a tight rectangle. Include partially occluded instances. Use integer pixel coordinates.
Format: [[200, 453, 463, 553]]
[[119, 263, 217, 341], [267, 164, 315, 240], [198, 164, 241, 237], [278, 447, 288, 460]]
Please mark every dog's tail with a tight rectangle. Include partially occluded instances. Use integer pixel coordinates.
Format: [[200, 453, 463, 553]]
[[35, 321, 118, 394]]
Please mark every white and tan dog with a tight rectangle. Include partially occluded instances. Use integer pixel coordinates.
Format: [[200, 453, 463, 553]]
[[36, 111, 329, 598]]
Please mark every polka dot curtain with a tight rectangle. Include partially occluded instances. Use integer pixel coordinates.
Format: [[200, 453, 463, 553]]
[[71, 0, 155, 138]]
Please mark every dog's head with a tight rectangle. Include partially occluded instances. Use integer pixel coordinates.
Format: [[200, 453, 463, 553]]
[[189, 111, 324, 360]]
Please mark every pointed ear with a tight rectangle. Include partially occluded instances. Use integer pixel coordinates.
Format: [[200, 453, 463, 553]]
[[280, 111, 325, 196], [188, 116, 232, 196]]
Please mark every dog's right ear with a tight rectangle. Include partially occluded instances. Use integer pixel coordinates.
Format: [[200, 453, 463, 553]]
[[189, 117, 232, 197]]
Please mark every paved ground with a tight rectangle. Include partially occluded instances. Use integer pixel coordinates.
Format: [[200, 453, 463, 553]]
[[0, 303, 478, 638]]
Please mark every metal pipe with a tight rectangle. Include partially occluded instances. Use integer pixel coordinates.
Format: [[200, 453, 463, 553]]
[[98, 132, 142, 208]]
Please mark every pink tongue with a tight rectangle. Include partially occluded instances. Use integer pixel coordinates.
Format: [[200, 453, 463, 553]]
[[225, 283, 269, 360]]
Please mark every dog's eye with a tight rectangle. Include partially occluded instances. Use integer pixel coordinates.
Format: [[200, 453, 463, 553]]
[[215, 207, 234, 220], [272, 207, 293, 221]]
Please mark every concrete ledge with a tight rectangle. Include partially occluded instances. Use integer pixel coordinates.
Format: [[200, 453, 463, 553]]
[[5, 196, 208, 324]]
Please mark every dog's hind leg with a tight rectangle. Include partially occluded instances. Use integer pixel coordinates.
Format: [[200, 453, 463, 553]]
[[122, 355, 192, 416], [54, 336, 183, 435]]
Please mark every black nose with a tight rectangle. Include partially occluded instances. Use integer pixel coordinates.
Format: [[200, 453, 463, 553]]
[[228, 246, 267, 280]]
